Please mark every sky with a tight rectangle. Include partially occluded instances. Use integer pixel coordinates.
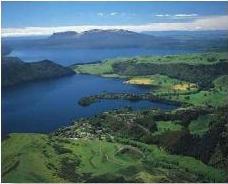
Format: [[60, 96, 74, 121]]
[[2, 1, 228, 37]]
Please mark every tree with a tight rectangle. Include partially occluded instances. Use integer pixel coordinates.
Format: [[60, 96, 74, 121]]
[[184, 96, 190, 100]]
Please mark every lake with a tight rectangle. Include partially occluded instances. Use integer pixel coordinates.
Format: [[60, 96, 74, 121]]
[[2, 74, 177, 136], [8, 47, 199, 66], [4, 47, 195, 135]]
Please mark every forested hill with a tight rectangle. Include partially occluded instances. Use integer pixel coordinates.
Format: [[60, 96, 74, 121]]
[[2, 57, 75, 87]]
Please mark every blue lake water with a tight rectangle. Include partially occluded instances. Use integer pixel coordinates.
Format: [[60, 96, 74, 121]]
[[8, 47, 198, 66], [4, 47, 196, 135], [2, 75, 177, 135]]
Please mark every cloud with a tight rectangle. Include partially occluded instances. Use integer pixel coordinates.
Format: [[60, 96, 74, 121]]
[[155, 13, 198, 18], [110, 12, 119, 16], [155, 14, 170, 17], [2, 15, 228, 37], [97, 12, 120, 17], [97, 12, 104, 16], [174, 14, 198, 17]]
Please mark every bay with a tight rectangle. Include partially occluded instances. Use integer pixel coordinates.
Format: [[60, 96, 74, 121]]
[[2, 74, 176, 135]]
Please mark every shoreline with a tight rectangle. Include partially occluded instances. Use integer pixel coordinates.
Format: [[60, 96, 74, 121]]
[[78, 92, 186, 107]]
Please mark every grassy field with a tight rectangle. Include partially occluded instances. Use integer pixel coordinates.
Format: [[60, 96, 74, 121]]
[[2, 133, 135, 182], [126, 75, 198, 94], [74, 60, 114, 75], [125, 75, 228, 108], [133, 52, 228, 65], [176, 75, 228, 107], [189, 114, 215, 136], [2, 133, 227, 183], [2, 133, 64, 183], [73, 52, 228, 76], [125, 77, 153, 85], [154, 121, 183, 135]]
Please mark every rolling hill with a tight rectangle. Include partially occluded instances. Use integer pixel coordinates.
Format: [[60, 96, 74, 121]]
[[2, 57, 75, 87]]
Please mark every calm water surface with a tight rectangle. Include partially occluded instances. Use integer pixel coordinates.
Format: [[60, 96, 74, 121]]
[[8, 47, 199, 66], [2, 75, 177, 135], [3, 47, 192, 135]]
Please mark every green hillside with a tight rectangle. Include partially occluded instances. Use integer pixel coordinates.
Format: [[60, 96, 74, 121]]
[[2, 133, 226, 183], [73, 52, 228, 108], [2, 52, 228, 183]]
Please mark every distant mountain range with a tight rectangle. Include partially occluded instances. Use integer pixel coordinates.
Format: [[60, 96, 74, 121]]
[[46, 29, 178, 49], [142, 30, 228, 39], [3, 29, 228, 51]]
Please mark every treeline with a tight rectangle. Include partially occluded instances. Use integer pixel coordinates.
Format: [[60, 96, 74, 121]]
[[112, 60, 228, 88], [147, 106, 228, 171], [78, 92, 184, 106]]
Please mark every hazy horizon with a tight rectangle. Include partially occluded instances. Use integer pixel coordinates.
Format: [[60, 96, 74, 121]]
[[2, 1, 228, 37]]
